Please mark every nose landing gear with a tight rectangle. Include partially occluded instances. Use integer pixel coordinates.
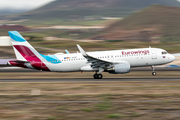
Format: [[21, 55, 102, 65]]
[[152, 72, 156, 76], [152, 66, 156, 76]]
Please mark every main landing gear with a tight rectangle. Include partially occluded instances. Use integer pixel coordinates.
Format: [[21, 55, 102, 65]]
[[152, 65, 156, 76], [93, 73, 103, 79], [94, 68, 104, 79]]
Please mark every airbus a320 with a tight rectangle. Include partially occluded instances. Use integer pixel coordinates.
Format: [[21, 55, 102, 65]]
[[7, 31, 175, 79]]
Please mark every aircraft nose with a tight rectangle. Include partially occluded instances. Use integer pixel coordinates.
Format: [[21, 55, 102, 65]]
[[171, 55, 175, 62]]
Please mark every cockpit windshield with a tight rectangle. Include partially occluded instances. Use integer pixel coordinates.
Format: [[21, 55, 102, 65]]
[[162, 51, 168, 54]]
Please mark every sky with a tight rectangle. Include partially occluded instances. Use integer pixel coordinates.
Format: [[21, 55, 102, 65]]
[[0, 0, 55, 10]]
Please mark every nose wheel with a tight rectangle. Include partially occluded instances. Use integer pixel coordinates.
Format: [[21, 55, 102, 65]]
[[151, 66, 156, 76], [93, 74, 103, 79], [152, 72, 156, 76]]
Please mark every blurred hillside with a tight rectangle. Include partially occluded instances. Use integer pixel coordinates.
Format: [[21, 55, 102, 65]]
[[35, 0, 180, 11], [92, 5, 180, 42], [1, 2, 180, 59], [0, 9, 26, 15], [1, 0, 180, 26]]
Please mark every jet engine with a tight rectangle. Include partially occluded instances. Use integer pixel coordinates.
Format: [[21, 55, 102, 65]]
[[108, 61, 130, 74]]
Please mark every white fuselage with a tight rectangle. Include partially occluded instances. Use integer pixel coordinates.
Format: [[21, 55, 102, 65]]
[[8, 31, 177, 79], [41, 48, 175, 72]]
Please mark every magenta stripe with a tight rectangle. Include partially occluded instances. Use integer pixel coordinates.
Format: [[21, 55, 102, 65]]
[[14, 45, 50, 71]]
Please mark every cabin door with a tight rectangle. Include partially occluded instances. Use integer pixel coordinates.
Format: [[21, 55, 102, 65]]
[[151, 49, 157, 59]]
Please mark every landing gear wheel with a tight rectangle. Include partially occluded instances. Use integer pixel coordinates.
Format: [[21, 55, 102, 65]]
[[93, 74, 98, 79], [152, 72, 156, 76], [97, 74, 103, 79], [93, 74, 103, 79], [151, 66, 156, 76]]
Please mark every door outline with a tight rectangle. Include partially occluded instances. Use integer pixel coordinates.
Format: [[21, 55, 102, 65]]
[[151, 49, 157, 59]]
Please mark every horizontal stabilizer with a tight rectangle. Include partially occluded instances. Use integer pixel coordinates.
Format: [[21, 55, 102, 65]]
[[11, 60, 30, 63]]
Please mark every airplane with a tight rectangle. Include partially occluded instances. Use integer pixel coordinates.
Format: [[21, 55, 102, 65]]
[[7, 31, 175, 79]]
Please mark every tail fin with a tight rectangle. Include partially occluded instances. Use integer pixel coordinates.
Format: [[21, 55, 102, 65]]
[[8, 31, 41, 61], [8, 31, 52, 71]]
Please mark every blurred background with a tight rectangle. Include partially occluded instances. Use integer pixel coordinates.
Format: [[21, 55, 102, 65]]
[[0, 0, 180, 120], [0, 0, 180, 59]]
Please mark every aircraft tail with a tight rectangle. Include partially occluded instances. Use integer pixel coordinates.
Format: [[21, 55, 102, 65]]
[[8, 31, 59, 71], [8, 31, 41, 61], [8, 31, 50, 70]]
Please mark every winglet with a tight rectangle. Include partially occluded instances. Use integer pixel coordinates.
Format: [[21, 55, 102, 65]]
[[77, 44, 87, 56], [65, 49, 70, 54]]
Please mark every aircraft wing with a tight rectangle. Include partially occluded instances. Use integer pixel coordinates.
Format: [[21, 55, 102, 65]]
[[77, 44, 115, 69]]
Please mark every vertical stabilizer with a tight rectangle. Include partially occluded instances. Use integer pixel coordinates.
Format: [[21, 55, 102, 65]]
[[8, 31, 50, 71], [8, 31, 40, 61]]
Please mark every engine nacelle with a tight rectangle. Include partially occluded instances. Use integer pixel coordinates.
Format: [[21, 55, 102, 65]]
[[108, 61, 130, 74]]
